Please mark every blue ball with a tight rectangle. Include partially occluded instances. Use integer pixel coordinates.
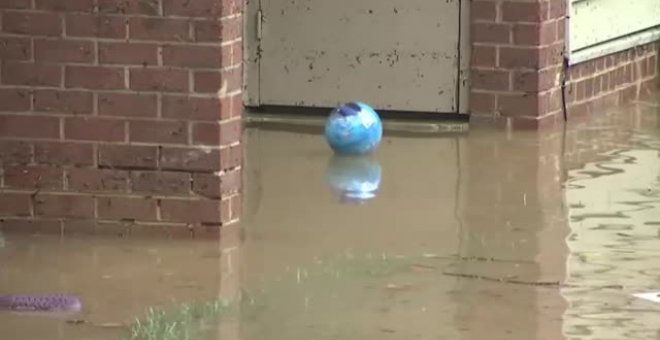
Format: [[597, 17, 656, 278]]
[[324, 102, 383, 155]]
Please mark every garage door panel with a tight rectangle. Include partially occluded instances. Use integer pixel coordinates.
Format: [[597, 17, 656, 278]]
[[253, 0, 461, 113], [570, 0, 660, 52]]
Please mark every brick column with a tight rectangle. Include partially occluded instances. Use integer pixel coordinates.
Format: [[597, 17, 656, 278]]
[[0, 0, 243, 237], [469, 0, 566, 129]]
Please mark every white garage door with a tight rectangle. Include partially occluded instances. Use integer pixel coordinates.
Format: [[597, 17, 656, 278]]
[[569, 0, 660, 64]]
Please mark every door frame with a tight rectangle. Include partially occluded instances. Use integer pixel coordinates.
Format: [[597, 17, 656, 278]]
[[244, 0, 471, 116]]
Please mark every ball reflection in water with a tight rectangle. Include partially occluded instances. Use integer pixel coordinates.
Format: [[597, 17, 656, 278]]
[[325, 155, 382, 204]]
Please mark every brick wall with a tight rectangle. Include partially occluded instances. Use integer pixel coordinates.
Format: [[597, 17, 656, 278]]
[[469, 0, 660, 129], [0, 0, 243, 238], [470, 0, 566, 128], [566, 43, 658, 120]]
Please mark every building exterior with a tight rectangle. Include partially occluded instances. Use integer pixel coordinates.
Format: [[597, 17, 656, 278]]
[[0, 0, 658, 229], [0, 0, 243, 235], [469, 0, 660, 128]]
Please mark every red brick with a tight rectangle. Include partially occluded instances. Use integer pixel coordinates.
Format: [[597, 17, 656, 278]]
[[221, 197, 233, 222], [192, 173, 219, 198], [547, 87, 563, 112], [471, 45, 496, 68], [34, 89, 93, 114], [0, 219, 62, 235], [0, 0, 31, 9], [97, 196, 158, 220], [513, 22, 556, 45], [549, 0, 566, 19], [472, 69, 510, 91], [194, 17, 242, 42], [64, 117, 126, 141], [583, 78, 594, 99], [163, 0, 224, 17], [498, 92, 547, 117], [0, 140, 32, 165], [0, 88, 30, 111], [34, 194, 94, 218], [470, 91, 496, 114], [229, 94, 242, 118], [229, 40, 241, 67], [2, 11, 62, 36], [160, 147, 220, 172], [513, 67, 560, 91], [0, 36, 32, 60], [35, 0, 96, 12], [220, 144, 241, 170], [34, 142, 93, 166], [472, 1, 497, 21], [129, 68, 189, 92], [543, 42, 564, 66], [162, 95, 222, 121], [502, 1, 548, 22], [99, 42, 158, 66], [220, 118, 241, 146], [159, 198, 223, 223], [192, 170, 239, 199], [129, 120, 188, 144], [66, 168, 128, 192], [65, 66, 125, 90], [0, 115, 60, 139], [66, 14, 126, 39], [0, 192, 31, 217], [579, 62, 597, 78], [98, 0, 159, 15], [4, 165, 63, 190], [1, 62, 61, 86], [499, 47, 539, 69], [62, 220, 130, 237], [192, 223, 221, 238], [193, 71, 222, 93], [229, 194, 241, 220], [98, 144, 158, 169], [98, 92, 157, 117], [194, 67, 242, 93], [472, 22, 511, 44], [128, 17, 190, 42], [594, 75, 604, 96], [223, 0, 242, 16], [162, 45, 222, 68], [130, 171, 191, 195], [574, 79, 585, 101], [557, 18, 566, 41], [192, 122, 219, 145], [222, 170, 241, 194], [594, 57, 605, 72]]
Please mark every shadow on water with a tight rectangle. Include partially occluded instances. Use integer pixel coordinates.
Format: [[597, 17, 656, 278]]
[[2, 100, 660, 339]]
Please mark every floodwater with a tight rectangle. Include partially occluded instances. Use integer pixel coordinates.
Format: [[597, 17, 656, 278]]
[[2, 98, 660, 340]]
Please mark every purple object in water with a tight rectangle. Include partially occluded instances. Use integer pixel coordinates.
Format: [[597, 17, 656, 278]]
[[0, 295, 82, 312]]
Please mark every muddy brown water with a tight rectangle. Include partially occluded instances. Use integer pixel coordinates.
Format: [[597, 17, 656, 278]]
[[2, 100, 660, 339]]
